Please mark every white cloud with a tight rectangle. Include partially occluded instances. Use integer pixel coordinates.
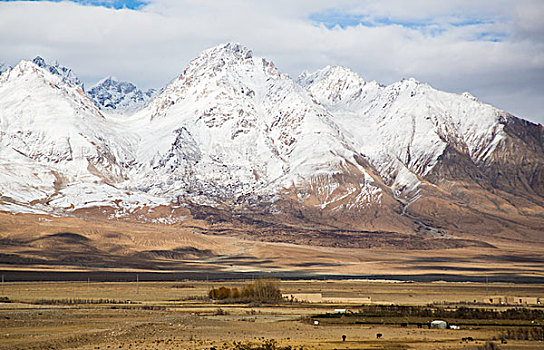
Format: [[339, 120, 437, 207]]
[[0, 0, 542, 123]]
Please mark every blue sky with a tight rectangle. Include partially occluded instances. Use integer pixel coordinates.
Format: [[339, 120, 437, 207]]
[[309, 8, 507, 41], [310, 10, 439, 30], [0, 0, 542, 124], [0, 0, 147, 10]]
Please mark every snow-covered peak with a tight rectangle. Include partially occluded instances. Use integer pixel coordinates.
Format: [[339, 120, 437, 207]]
[[401, 77, 421, 84], [0, 58, 162, 215], [147, 42, 281, 121], [87, 76, 156, 114], [299, 65, 364, 86], [0, 59, 111, 149], [0, 60, 33, 81], [182, 42, 281, 83], [31, 56, 84, 90], [298, 65, 382, 108], [188, 42, 280, 79], [1, 60, 102, 120], [201, 42, 255, 60]]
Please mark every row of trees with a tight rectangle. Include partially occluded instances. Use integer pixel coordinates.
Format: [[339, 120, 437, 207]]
[[500, 327, 544, 341], [317, 305, 544, 320], [209, 279, 282, 302]]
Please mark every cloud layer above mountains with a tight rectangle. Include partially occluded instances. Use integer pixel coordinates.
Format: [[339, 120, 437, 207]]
[[0, 0, 543, 123]]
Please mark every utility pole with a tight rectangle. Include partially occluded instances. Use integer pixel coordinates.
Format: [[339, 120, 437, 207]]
[[136, 274, 139, 295], [1, 274, 4, 295]]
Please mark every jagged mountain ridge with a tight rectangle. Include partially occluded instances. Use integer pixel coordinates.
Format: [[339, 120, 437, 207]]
[[31, 56, 85, 91], [0, 43, 542, 240], [13, 56, 155, 113], [87, 77, 158, 113]]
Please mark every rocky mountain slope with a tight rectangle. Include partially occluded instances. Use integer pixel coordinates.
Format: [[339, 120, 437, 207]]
[[0, 43, 542, 244], [87, 77, 157, 113]]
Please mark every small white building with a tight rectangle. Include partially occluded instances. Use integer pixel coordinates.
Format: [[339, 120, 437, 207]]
[[430, 320, 448, 329]]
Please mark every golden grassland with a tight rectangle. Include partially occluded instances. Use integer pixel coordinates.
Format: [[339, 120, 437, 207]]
[[1, 280, 544, 349], [1, 213, 544, 349]]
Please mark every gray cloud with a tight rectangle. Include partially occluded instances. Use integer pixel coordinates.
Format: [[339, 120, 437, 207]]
[[0, 0, 542, 124]]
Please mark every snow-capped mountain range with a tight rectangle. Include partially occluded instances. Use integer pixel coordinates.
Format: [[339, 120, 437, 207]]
[[1, 43, 542, 238]]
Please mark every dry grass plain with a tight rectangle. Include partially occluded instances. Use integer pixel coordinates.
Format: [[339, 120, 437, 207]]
[[1, 213, 544, 349], [1, 280, 544, 349]]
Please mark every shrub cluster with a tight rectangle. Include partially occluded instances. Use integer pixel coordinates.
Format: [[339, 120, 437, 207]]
[[230, 338, 304, 350], [477, 342, 502, 350], [209, 279, 281, 302], [500, 327, 544, 341]]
